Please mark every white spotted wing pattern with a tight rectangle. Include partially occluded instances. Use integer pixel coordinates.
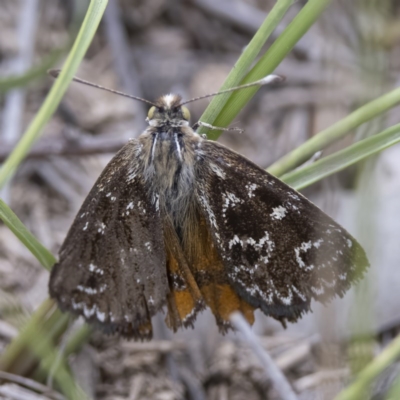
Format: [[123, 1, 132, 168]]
[[195, 141, 369, 324], [49, 92, 369, 337], [49, 142, 168, 339]]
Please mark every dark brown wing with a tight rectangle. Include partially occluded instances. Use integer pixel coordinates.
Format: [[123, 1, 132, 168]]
[[194, 140, 369, 324], [49, 140, 168, 339]]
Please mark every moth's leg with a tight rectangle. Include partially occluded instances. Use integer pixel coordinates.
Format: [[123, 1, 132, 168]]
[[193, 121, 244, 134]]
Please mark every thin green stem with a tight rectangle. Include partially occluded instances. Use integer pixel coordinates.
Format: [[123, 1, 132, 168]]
[[268, 86, 400, 177], [0, 199, 56, 269], [204, 0, 332, 140], [0, 48, 65, 93], [281, 123, 400, 190], [0, 299, 55, 371], [334, 334, 400, 400], [386, 374, 400, 399], [0, 0, 108, 188], [31, 320, 87, 399], [198, 0, 295, 137], [0, 0, 107, 389]]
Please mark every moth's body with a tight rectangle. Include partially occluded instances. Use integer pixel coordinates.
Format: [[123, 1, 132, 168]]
[[138, 95, 200, 235], [49, 93, 369, 339]]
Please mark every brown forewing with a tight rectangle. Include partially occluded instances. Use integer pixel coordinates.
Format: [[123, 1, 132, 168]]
[[49, 140, 168, 339], [195, 141, 369, 325]]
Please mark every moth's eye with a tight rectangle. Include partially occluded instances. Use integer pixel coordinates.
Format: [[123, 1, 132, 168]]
[[147, 106, 156, 120], [181, 106, 190, 121]]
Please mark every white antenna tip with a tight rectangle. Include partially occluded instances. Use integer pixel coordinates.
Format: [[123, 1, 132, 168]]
[[258, 74, 285, 85]]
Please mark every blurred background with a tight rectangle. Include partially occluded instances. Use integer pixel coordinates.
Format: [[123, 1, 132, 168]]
[[1, 0, 400, 399]]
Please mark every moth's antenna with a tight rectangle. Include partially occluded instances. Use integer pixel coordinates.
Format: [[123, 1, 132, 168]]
[[48, 69, 158, 107], [179, 74, 285, 106]]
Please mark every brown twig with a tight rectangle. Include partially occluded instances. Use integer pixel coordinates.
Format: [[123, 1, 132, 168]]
[[0, 370, 64, 400], [275, 336, 317, 372], [129, 374, 145, 400], [122, 340, 186, 354], [0, 136, 127, 163], [294, 369, 349, 392]]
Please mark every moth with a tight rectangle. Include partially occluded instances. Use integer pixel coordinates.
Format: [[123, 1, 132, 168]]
[[49, 72, 369, 339]]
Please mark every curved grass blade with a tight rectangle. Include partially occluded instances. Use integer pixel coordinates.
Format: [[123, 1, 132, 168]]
[[0, 48, 65, 93], [334, 333, 400, 400], [21, 316, 86, 399], [386, 374, 400, 400], [0, 0, 107, 385], [202, 0, 332, 140], [0, 300, 53, 371], [0, 299, 86, 400], [198, 0, 295, 138], [281, 123, 400, 190], [0, 198, 56, 269], [268, 86, 400, 177], [0, 0, 109, 189]]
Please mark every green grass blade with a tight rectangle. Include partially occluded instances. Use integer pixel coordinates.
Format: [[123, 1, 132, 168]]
[[0, 48, 65, 93], [202, 0, 332, 140], [0, 0, 108, 189], [268, 86, 400, 177], [38, 346, 88, 400], [281, 123, 400, 190], [198, 0, 295, 138], [0, 299, 86, 399], [0, 198, 56, 269], [334, 333, 400, 400], [385, 374, 400, 400], [0, 0, 107, 385], [0, 300, 54, 371]]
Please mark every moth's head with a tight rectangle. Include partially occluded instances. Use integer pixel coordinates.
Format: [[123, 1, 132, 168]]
[[146, 94, 190, 127]]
